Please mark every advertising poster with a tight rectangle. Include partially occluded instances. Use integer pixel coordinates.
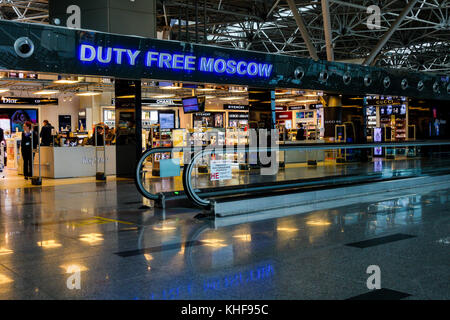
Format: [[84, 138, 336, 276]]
[[0, 108, 38, 132]]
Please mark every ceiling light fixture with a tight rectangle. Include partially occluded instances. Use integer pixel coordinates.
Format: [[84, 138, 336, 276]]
[[160, 86, 182, 90], [33, 90, 59, 95], [0, 89, 10, 93], [150, 94, 176, 98], [295, 99, 318, 103], [54, 79, 80, 84], [220, 97, 245, 101], [276, 98, 295, 102], [76, 92, 102, 96]]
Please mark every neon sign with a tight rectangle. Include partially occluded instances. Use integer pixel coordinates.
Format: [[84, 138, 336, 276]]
[[79, 44, 273, 78]]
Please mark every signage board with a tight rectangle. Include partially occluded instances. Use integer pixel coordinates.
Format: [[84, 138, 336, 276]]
[[276, 112, 293, 120], [223, 104, 248, 111], [228, 112, 249, 119], [0, 19, 448, 101], [289, 105, 306, 110], [275, 106, 288, 111], [366, 98, 402, 106], [210, 160, 232, 181], [0, 96, 58, 105]]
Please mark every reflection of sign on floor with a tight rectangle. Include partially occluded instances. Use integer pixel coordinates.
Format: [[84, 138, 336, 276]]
[[210, 160, 232, 181], [71, 216, 134, 227]]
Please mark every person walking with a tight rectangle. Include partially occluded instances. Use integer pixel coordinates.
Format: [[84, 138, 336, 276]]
[[21, 121, 38, 180]]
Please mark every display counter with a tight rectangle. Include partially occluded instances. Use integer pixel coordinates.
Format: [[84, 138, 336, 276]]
[[18, 146, 116, 178], [281, 140, 325, 164], [6, 137, 20, 169]]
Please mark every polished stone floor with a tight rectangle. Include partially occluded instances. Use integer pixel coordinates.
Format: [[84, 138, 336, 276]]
[[0, 178, 449, 300]]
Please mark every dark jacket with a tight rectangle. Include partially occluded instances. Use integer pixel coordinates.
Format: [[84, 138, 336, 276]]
[[40, 123, 53, 146], [296, 127, 305, 141], [0, 128, 4, 143], [88, 132, 104, 146], [21, 131, 38, 156]]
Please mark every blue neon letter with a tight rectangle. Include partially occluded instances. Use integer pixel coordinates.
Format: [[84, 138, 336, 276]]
[[80, 44, 96, 62], [146, 51, 159, 67], [226, 60, 237, 74], [159, 53, 172, 68], [184, 56, 196, 71], [127, 50, 141, 66], [248, 62, 258, 76], [113, 48, 126, 64], [97, 46, 112, 64], [237, 61, 247, 75], [199, 57, 214, 72], [214, 59, 226, 73], [259, 64, 273, 77], [172, 54, 185, 70]]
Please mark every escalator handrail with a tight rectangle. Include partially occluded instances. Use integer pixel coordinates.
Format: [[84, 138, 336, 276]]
[[182, 140, 450, 208]]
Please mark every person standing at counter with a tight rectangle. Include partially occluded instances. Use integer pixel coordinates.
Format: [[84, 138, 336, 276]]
[[21, 121, 38, 180], [296, 123, 306, 141], [40, 120, 54, 146], [88, 126, 104, 146], [0, 127, 5, 167]]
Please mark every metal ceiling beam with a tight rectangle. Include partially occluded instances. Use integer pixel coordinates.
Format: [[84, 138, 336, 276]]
[[321, 0, 334, 61], [286, 0, 319, 60], [165, 1, 264, 21], [363, 0, 420, 66], [246, 0, 281, 50]]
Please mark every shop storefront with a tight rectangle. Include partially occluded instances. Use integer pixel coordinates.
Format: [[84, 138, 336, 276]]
[[0, 19, 449, 179]]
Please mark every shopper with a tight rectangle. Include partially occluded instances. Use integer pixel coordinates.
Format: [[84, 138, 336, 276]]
[[21, 121, 38, 180], [0, 127, 5, 167], [40, 120, 54, 146], [89, 126, 104, 146], [296, 123, 306, 141]]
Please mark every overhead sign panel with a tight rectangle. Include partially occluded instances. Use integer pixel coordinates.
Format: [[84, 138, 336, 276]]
[[0, 20, 448, 101], [79, 44, 273, 79]]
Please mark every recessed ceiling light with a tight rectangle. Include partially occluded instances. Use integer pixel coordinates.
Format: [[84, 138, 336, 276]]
[[76, 92, 102, 96], [33, 90, 59, 95], [150, 94, 176, 98], [276, 98, 295, 102], [220, 97, 245, 101], [160, 86, 181, 90], [54, 80, 80, 84], [295, 99, 318, 103]]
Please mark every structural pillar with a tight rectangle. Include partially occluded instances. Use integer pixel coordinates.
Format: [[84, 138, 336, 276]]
[[114, 79, 142, 178]]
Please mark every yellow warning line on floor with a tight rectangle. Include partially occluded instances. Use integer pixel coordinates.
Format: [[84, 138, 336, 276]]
[[93, 216, 135, 225], [70, 216, 135, 227]]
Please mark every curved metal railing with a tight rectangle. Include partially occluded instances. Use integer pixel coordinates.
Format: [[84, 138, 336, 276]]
[[135, 147, 178, 201], [135, 140, 450, 208], [182, 140, 450, 208]]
